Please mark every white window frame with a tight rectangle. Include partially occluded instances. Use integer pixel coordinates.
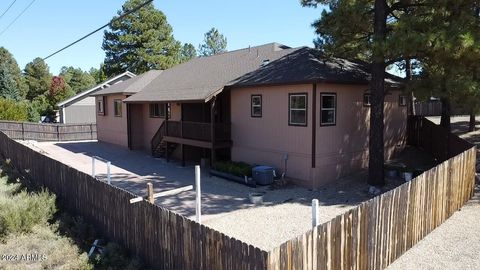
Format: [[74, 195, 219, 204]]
[[251, 95, 262, 117], [289, 93, 308, 126]]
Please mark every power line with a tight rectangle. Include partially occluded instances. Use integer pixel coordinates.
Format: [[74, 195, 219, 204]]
[[0, 0, 17, 20], [0, 0, 36, 37], [42, 0, 154, 61]]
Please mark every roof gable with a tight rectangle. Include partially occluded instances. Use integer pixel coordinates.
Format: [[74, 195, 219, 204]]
[[57, 71, 136, 107]]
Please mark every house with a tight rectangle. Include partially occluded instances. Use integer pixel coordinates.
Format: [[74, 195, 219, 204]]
[[57, 71, 136, 124], [93, 43, 407, 188]]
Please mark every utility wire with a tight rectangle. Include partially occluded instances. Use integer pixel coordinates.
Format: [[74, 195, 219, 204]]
[[42, 0, 153, 61], [0, 0, 36, 37], [0, 0, 17, 20]]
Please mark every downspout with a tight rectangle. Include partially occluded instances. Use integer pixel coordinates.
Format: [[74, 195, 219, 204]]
[[311, 83, 317, 189]]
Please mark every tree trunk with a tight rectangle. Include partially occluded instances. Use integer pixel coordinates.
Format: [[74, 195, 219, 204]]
[[469, 111, 476, 132], [368, 0, 388, 187], [440, 97, 451, 131], [405, 59, 415, 116]]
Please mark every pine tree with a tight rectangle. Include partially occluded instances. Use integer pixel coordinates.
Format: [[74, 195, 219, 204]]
[[24, 58, 52, 100], [102, 0, 181, 76], [301, 0, 434, 186], [0, 62, 20, 100], [303, 0, 480, 184], [0, 47, 27, 98], [179, 43, 197, 63], [60, 66, 96, 94], [198, 28, 227, 56]]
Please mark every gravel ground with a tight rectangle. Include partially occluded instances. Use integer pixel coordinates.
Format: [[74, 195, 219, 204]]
[[387, 184, 480, 270], [18, 140, 418, 251]]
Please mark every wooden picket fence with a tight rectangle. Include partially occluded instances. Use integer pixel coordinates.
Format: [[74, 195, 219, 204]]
[[0, 115, 475, 269], [0, 120, 96, 141], [0, 131, 266, 269], [266, 117, 476, 269]]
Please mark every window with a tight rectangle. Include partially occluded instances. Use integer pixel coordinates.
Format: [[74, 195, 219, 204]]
[[289, 93, 307, 126], [97, 97, 105, 115], [114, 99, 122, 117], [149, 103, 165, 118], [399, 95, 407, 106], [363, 93, 371, 107], [251, 95, 262, 117], [320, 93, 336, 126]]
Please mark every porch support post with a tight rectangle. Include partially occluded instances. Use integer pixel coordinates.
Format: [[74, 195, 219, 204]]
[[165, 102, 169, 162], [180, 103, 185, 166], [210, 97, 216, 166]]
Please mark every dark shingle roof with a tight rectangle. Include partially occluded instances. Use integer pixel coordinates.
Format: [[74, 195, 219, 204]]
[[91, 70, 162, 96], [228, 47, 403, 87], [122, 43, 403, 103], [124, 43, 298, 102]]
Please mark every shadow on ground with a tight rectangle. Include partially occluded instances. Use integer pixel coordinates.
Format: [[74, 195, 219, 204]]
[[46, 141, 437, 219]]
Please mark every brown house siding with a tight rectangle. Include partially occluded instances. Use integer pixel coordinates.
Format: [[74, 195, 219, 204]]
[[230, 83, 407, 189], [96, 94, 129, 147]]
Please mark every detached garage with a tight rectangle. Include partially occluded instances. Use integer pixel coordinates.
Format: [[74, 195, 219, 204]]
[[57, 71, 135, 124]]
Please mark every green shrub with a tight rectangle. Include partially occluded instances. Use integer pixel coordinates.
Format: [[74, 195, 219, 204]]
[[0, 98, 28, 121], [214, 161, 253, 177], [58, 213, 97, 250], [0, 225, 92, 270], [0, 188, 56, 237], [93, 242, 144, 270]]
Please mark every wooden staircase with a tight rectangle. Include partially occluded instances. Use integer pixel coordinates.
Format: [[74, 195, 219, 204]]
[[151, 122, 178, 158]]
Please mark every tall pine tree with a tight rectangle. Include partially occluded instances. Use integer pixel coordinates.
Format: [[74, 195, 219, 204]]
[[24, 58, 52, 100], [302, 0, 433, 185], [198, 28, 227, 56], [102, 0, 181, 76], [0, 47, 27, 98], [0, 62, 20, 100]]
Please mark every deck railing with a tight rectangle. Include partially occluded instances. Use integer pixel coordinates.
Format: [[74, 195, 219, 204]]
[[164, 121, 231, 142]]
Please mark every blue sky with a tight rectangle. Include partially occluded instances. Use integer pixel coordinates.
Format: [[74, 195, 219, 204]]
[[0, 0, 323, 74]]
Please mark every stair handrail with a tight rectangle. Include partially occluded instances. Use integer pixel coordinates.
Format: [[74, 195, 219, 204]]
[[151, 121, 166, 155]]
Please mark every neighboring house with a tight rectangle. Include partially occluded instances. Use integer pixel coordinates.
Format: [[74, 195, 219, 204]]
[[93, 43, 408, 188], [57, 71, 136, 124]]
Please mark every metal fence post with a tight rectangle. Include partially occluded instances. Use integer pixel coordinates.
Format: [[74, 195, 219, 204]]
[[195, 165, 201, 223], [312, 199, 319, 228], [92, 157, 95, 177], [106, 161, 111, 185]]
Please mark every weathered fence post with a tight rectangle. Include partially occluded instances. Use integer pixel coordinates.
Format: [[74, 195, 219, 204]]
[[21, 122, 25, 140], [147, 183, 154, 203], [195, 165, 201, 223], [312, 199, 319, 228], [91, 157, 95, 177], [106, 161, 111, 185]]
